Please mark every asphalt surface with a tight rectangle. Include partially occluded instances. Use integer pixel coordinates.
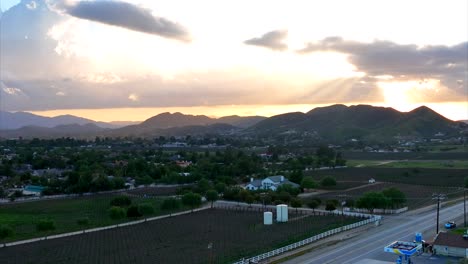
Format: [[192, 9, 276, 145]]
[[282, 201, 465, 264]]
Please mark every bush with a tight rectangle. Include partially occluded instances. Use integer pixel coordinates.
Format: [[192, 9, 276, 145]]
[[76, 217, 90, 226], [0, 225, 14, 239], [321, 176, 337, 187], [36, 219, 56, 232], [126, 205, 143, 217], [161, 198, 181, 211], [137, 203, 154, 216], [110, 196, 132, 207], [325, 201, 337, 211], [181, 192, 202, 211], [109, 206, 126, 219]]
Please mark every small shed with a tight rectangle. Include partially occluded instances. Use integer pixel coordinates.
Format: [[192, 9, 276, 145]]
[[433, 232, 468, 257]]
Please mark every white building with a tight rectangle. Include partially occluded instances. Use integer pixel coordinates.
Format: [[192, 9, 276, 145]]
[[244, 175, 300, 191]]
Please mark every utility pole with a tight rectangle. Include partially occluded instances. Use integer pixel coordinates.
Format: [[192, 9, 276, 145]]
[[464, 188, 466, 227], [432, 193, 446, 234]]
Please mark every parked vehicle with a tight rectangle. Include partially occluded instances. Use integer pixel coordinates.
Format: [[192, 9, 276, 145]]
[[445, 221, 456, 229]]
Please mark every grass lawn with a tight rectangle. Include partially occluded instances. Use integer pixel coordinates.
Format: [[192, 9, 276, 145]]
[[0, 194, 188, 242]]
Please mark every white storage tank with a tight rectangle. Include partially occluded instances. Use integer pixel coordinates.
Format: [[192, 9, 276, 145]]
[[276, 204, 288, 222], [264, 212, 273, 225], [281, 204, 288, 222]]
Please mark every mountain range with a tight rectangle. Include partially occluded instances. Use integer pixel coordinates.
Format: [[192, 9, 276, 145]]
[[248, 104, 466, 141], [0, 105, 465, 141], [0, 111, 121, 129]]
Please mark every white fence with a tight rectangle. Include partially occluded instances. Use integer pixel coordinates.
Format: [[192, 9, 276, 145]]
[[351, 207, 408, 214], [232, 215, 381, 264]]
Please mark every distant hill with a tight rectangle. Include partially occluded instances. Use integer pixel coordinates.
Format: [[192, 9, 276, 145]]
[[0, 111, 125, 129], [217, 115, 267, 128], [249, 104, 466, 142], [0, 123, 107, 139], [138, 112, 265, 129]]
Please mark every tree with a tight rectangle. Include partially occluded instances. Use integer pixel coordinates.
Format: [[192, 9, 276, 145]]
[[289, 170, 303, 184], [325, 200, 336, 211], [320, 176, 337, 187], [205, 189, 219, 208], [290, 198, 302, 213], [138, 203, 155, 216], [36, 219, 56, 232], [196, 178, 211, 195], [110, 196, 132, 207], [382, 187, 406, 208], [182, 192, 202, 212], [214, 182, 226, 193], [307, 199, 320, 214], [301, 178, 317, 189], [109, 206, 126, 219], [245, 194, 254, 207], [464, 176, 468, 188], [276, 184, 300, 196], [356, 192, 389, 214]]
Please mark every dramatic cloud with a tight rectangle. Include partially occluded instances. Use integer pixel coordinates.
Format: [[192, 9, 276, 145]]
[[49, 0, 190, 41], [299, 37, 468, 95], [244, 30, 288, 51]]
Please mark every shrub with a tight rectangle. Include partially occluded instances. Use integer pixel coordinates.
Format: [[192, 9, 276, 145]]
[[321, 176, 337, 187], [109, 206, 126, 220], [181, 192, 202, 211], [76, 217, 90, 226], [36, 219, 56, 232], [137, 203, 154, 216], [126, 205, 142, 217], [161, 198, 181, 211], [0, 225, 14, 239], [110, 196, 132, 207], [325, 201, 337, 211]]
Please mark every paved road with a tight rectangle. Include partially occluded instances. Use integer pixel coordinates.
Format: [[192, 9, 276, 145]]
[[282, 201, 465, 264]]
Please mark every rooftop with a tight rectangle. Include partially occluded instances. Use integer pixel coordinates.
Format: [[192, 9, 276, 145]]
[[434, 232, 468, 248]]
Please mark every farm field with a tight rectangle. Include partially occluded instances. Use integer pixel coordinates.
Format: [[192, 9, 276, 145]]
[[0, 194, 187, 242], [342, 151, 468, 160], [305, 167, 468, 187], [0, 208, 361, 264], [314, 182, 463, 209], [347, 160, 468, 169]]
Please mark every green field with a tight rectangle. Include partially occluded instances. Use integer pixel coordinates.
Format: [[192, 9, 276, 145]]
[[305, 167, 468, 187], [347, 160, 468, 169], [0, 195, 187, 242]]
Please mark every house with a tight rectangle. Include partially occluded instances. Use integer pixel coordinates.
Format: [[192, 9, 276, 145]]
[[244, 175, 300, 191], [245, 178, 263, 191], [175, 161, 192, 168], [22, 185, 45, 196], [433, 232, 468, 257]]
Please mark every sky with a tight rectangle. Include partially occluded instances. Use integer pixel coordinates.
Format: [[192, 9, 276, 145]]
[[0, 0, 467, 121]]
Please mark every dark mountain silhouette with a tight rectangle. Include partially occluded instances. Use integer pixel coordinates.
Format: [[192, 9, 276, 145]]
[[0, 123, 107, 139], [249, 104, 465, 141]]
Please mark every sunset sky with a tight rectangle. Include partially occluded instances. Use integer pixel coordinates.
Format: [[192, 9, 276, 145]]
[[1, 0, 467, 121]]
